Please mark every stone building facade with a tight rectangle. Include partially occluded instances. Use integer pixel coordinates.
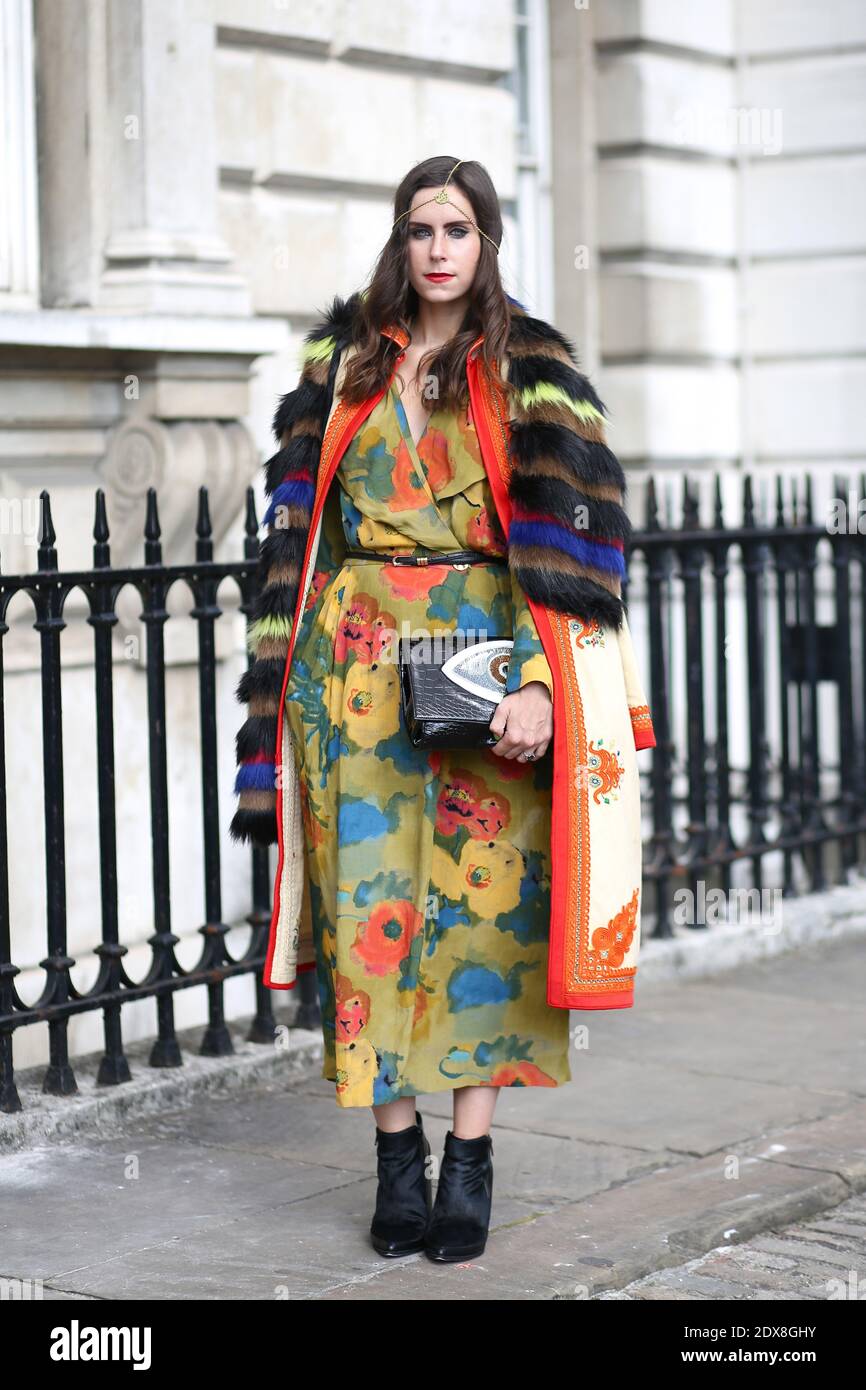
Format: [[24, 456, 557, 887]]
[[2, 0, 862, 1062]]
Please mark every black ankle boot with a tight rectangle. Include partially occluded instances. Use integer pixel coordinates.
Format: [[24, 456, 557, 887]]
[[425, 1129, 494, 1262], [370, 1108, 433, 1257]]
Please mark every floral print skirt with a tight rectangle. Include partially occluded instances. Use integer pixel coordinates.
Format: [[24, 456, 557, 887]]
[[284, 552, 573, 1108]]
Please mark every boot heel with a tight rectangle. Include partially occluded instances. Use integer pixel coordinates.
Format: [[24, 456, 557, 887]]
[[425, 1129, 493, 1262], [370, 1108, 433, 1257]]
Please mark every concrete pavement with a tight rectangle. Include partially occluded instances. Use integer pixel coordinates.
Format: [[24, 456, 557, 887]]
[[1, 932, 864, 1300]]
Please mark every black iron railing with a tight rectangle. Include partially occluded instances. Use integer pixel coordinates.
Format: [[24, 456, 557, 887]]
[[2, 472, 864, 1113], [626, 472, 866, 936], [0, 485, 319, 1116]]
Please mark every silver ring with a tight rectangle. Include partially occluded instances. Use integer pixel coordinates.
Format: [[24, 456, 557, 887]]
[[524, 750, 537, 761]]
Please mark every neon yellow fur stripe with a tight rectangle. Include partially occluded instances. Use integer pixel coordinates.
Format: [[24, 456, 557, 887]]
[[516, 380, 605, 425], [247, 613, 293, 653], [300, 333, 336, 367]]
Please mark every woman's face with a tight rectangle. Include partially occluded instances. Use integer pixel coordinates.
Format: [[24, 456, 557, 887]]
[[404, 184, 483, 308]]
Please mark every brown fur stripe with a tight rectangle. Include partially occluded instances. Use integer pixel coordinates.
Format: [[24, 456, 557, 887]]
[[254, 634, 292, 662], [237, 789, 278, 811], [260, 559, 303, 588], [509, 545, 623, 597], [249, 691, 280, 717], [514, 453, 623, 503]]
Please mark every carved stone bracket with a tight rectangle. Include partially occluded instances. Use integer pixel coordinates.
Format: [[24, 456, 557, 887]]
[[100, 415, 259, 657]]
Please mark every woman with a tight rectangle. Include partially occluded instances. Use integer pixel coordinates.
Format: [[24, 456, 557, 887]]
[[230, 157, 655, 1264]]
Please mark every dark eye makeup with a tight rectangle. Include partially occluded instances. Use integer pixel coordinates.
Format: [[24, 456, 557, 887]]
[[409, 225, 470, 239]]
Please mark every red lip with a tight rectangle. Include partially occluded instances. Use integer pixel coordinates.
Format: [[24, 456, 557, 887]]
[[424, 273, 454, 282]]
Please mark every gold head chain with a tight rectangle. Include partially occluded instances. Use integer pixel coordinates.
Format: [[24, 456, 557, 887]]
[[391, 158, 501, 254]]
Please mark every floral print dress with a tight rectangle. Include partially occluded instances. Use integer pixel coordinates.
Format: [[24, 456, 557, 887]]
[[283, 380, 573, 1107]]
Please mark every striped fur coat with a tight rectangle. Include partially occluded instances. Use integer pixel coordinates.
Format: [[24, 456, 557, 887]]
[[231, 293, 656, 1010]]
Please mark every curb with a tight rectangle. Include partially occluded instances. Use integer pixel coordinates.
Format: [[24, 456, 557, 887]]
[[0, 1016, 324, 1154], [638, 876, 866, 984], [546, 1105, 866, 1299]]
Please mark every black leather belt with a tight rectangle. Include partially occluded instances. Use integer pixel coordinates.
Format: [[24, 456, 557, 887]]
[[343, 546, 506, 568]]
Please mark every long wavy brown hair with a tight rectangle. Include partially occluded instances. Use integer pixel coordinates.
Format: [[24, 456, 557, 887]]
[[339, 155, 516, 411]]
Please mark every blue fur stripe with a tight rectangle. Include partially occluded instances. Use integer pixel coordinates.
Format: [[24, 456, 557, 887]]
[[262, 478, 316, 529], [509, 519, 626, 578], [234, 762, 276, 793]]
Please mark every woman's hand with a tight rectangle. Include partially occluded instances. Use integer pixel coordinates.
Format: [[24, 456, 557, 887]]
[[488, 680, 553, 761]]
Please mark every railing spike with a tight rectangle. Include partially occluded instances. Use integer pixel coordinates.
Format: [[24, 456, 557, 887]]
[[682, 473, 700, 529], [244, 485, 259, 540], [832, 473, 846, 536], [196, 486, 213, 563], [144, 487, 160, 541], [196, 486, 212, 541], [644, 474, 658, 532], [743, 473, 755, 527], [242, 486, 261, 561], [144, 487, 162, 565], [93, 488, 110, 567], [93, 488, 109, 542], [37, 490, 58, 571]]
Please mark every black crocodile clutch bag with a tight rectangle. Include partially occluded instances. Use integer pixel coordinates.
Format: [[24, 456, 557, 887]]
[[398, 634, 513, 748]]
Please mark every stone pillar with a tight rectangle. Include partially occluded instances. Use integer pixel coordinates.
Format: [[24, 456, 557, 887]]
[[0, 0, 40, 307], [34, 0, 248, 314]]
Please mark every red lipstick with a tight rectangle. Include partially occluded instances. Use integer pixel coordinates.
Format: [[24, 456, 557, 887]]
[[424, 273, 454, 282]]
